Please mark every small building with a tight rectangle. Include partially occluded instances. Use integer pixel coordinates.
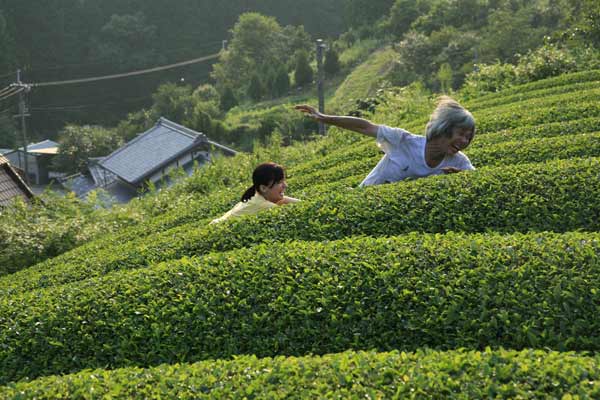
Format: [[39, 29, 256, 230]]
[[0, 154, 34, 206], [1, 139, 60, 185], [62, 117, 237, 203]]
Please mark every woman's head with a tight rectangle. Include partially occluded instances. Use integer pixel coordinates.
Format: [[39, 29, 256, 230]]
[[425, 97, 476, 151], [241, 162, 287, 203]]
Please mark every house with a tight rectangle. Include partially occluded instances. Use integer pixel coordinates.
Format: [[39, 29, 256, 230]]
[[62, 117, 237, 203], [1, 139, 60, 185], [0, 154, 34, 206]]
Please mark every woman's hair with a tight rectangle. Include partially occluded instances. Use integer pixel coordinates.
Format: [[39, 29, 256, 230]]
[[425, 96, 475, 141], [241, 162, 285, 202]]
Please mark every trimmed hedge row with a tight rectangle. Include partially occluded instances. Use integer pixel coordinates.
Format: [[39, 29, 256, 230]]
[[1, 156, 600, 297], [475, 100, 600, 134], [468, 131, 600, 166], [466, 79, 600, 111], [465, 69, 600, 104], [1, 349, 599, 399], [403, 86, 600, 133], [1, 231, 600, 384], [473, 117, 600, 146]]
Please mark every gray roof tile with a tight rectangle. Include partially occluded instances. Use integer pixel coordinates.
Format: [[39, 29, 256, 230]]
[[99, 118, 207, 184]]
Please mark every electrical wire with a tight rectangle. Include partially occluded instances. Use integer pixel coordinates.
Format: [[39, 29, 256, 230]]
[[31, 53, 220, 87], [0, 86, 18, 97], [0, 87, 23, 101], [25, 40, 224, 74]]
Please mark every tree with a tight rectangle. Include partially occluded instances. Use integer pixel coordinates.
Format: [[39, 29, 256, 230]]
[[211, 13, 284, 95], [437, 62, 453, 92], [150, 83, 194, 123], [388, 0, 427, 38], [220, 86, 238, 112], [53, 125, 122, 174], [0, 11, 16, 73], [89, 12, 162, 70], [272, 66, 291, 97], [247, 73, 264, 101], [324, 47, 341, 77], [294, 50, 313, 87], [343, 0, 395, 28]]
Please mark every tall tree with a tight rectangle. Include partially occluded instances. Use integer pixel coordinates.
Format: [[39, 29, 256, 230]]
[[294, 49, 313, 87]]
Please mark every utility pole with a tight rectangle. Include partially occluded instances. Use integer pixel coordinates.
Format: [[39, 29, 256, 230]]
[[316, 39, 326, 135], [14, 69, 31, 184]]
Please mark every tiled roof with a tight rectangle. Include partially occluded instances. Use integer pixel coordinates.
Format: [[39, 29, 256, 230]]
[[99, 118, 207, 184], [0, 156, 34, 206], [88, 157, 116, 187]]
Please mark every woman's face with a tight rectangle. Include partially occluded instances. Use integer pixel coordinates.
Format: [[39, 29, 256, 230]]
[[445, 126, 474, 155], [260, 179, 287, 203]]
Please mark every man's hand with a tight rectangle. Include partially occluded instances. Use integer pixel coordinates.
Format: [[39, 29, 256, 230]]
[[294, 104, 323, 120], [441, 167, 462, 174]]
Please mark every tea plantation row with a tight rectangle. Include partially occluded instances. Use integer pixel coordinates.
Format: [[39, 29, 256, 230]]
[[1, 231, 599, 384], [1, 349, 598, 399], [2, 156, 599, 296], [465, 69, 600, 105], [6, 76, 597, 278]]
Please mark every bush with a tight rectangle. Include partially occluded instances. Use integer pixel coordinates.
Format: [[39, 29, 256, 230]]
[[1, 231, 600, 384], [3, 156, 600, 296], [2, 349, 599, 398]]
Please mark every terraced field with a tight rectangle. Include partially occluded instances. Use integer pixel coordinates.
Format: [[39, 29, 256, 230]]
[[1, 70, 600, 398]]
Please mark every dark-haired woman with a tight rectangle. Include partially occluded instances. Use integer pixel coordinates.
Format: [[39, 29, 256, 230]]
[[210, 162, 299, 224]]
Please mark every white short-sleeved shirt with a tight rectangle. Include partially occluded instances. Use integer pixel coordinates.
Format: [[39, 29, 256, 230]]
[[359, 125, 474, 187]]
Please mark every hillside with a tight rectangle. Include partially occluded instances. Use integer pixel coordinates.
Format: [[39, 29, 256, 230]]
[[1, 69, 600, 397]]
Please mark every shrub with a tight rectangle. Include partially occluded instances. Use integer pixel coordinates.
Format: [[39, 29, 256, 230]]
[[2, 156, 600, 296], [1, 231, 600, 384], [2, 349, 599, 398]]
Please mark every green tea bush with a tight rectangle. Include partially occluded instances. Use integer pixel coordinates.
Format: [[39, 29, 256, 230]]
[[1, 231, 599, 384], [1, 349, 598, 399], [466, 80, 600, 112], [473, 117, 600, 146], [463, 69, 600, 104], [2, 157, 600, 296]]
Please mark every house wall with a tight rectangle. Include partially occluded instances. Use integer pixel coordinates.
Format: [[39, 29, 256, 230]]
[[3, 151, 42, 184], [146, 150, 209, 184]]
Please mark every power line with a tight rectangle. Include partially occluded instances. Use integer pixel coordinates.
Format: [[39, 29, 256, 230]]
[[0, 86, 24, 102], [24, 40, 224, 74], [31, 96, 153, 112], [30, 52, 220, 88]]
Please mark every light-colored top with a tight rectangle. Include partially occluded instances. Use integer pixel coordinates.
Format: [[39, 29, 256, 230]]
[[210, 193, 299, 224], [359, 125, 474, 187]]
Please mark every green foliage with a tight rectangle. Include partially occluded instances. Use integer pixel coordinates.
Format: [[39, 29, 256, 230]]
[[4, 154, 600, 296], [3, 69, 600, 394], [0, 192, 141, 276], [272, 66, 291, 97], [247, 73, 265, 101], [323, 47, 341, 77], [387, 0, 426, 38], [89, 12, 163, 70], [331, 47, 397, 112], [150, 82, 194, 123], [219, 86, 238, 112], [52, 124, 122, 174], [2, 349, 600, 398], [211, 12, 308, 99], [293, 49, 313, 87], [1, 231, 600, 384], [342, 0, 395, 28]]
